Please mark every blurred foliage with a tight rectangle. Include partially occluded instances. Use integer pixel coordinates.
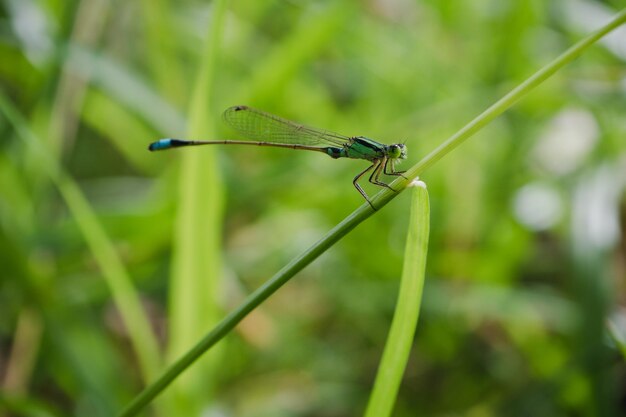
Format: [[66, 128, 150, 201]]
[[0, 0, 625, 416]]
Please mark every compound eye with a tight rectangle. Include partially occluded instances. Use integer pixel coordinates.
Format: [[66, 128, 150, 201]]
[[389, 144, 402, 158]]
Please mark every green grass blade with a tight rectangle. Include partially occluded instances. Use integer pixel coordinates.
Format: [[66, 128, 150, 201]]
[[364, 181, 429, 417], [165, 0, 229, 412], [0, 94, 161, 384]]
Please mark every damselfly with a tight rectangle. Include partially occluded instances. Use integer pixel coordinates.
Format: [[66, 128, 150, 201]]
[[149, 105, 407, 207]]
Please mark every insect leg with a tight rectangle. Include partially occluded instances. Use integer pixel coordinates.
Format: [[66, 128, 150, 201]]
[[384, 159, 407, 178], [353, 161, 378, 208], [369, 157, 395, 191]]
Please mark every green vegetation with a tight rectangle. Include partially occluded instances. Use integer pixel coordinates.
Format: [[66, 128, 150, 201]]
[[1, 1, 624, 417]]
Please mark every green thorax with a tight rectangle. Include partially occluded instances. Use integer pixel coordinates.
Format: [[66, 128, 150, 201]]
[[325, 136, 406, 162]]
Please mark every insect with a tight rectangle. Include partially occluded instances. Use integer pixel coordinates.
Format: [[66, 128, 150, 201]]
[[149, 105, 407, 207]]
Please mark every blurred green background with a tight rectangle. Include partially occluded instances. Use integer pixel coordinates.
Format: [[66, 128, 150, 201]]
[[1, 0, 625, 416]]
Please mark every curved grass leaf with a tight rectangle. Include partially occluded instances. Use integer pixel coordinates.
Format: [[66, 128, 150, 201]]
[[364, 181, 430, 417]]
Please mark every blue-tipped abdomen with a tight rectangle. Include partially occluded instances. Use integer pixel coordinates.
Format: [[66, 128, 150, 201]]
[[148, 139, 173, 151], [148, 138, 190, 151]]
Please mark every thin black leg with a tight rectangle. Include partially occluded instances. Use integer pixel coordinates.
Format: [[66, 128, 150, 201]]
[[369, 157, 395, 190], [353, 162, 378, 208], [384, 159, 407, 179], [369, 159, 391, 188]]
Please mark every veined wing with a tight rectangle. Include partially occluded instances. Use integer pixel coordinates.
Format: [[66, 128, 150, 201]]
[[223, 105, 351, 147]]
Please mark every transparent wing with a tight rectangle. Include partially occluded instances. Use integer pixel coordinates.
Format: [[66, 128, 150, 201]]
[[223, 105, 351, 147]]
